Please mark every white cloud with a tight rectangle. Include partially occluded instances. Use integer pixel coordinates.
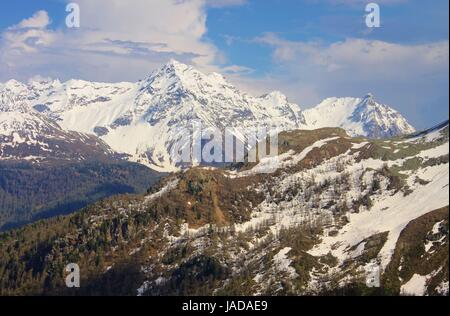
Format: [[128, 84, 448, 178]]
[[222, 64, 254, 74], [72, 0, 213, 62], [2, 10, 55, 54], [16, 10, 51, 29], [256, 33, 448, 81], [0, 0, 247, 82]]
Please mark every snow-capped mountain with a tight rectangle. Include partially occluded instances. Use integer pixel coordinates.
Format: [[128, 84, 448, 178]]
[[96, 60, 306, 171], [0, 86, 117, 163], [0, 60, 415, 171], [303, 93, 415, 138]]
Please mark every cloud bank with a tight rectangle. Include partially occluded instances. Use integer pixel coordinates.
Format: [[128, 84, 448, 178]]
[[0, 0, 247, 82]]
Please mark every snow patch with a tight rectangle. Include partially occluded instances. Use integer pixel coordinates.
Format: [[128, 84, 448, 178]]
[[401, 274, 427, 296], [273, 247, 298, 279]]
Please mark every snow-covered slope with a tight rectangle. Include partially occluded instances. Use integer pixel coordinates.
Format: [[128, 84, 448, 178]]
[[303, 93, 415, 138], [0, 91, 117, 163], [0, 60, 415, 171], [94, 61, 306, 171], [1, 61, 306, 171]]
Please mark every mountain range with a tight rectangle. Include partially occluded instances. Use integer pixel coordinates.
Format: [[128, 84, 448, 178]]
[[1, 60, 415, 172], [1, 60, 447, 297]]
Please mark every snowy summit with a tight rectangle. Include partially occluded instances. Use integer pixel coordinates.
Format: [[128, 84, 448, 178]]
[[0, 60, 415, 171]]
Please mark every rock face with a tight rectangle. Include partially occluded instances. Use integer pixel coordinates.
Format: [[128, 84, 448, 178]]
[[1, 60, 415, 172]]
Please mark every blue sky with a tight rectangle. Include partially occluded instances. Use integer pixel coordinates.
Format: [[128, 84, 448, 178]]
[[208, 0, 448, 71], [0, 0, 448, 129]]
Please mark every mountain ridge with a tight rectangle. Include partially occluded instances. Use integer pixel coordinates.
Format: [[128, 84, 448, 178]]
[[0, 120, 446, 296], [1, 60, 416, 171]]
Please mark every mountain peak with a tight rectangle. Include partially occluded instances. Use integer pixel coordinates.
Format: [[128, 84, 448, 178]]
[[162, 59, 192, 74], [266, 90, 287, 99], [2, 79, 27, 91], [143, 59, 197, 85], [142, 59, 232, 97], [303, 94, 415, 138], [364, 92, 374, 100], [261, 91, 290, 105], [361, 93, 378, 107], [166, 58, 188, 67], [5, 79, 23, 86]]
